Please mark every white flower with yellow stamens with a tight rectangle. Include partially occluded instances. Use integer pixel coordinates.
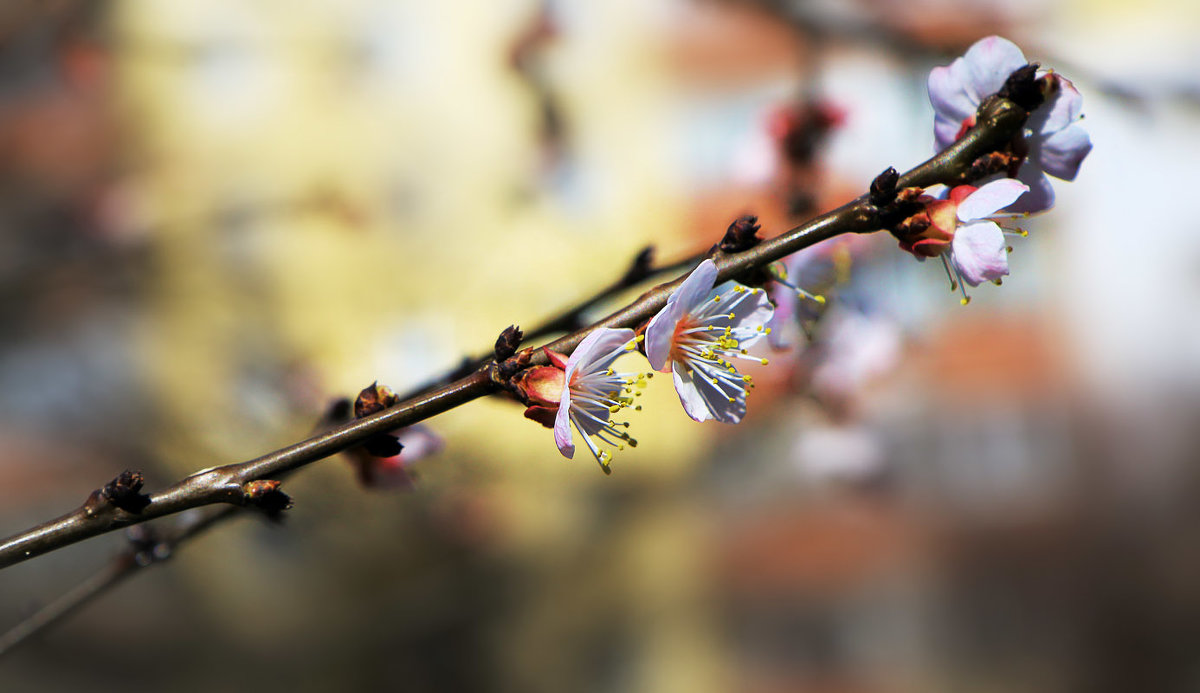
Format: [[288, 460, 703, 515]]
[[644, 259, 774, 423], [519, 327, 649, 474]]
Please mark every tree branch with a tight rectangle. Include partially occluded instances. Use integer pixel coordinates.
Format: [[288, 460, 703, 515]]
[[0, 91, 1028, 571], [0, 506, 238, 656]]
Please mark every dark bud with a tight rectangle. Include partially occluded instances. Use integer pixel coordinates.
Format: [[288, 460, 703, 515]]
[[719, 214, 762, 253], [619, 246, 656, 285], [364, 433, 404, 458], [243, 480, 293, 515], [869, 167, 899, 207], [354, 384, 405, 459], [102, 470, 151, 513], [494, 325, 524, 361], [355, 381, 399, 419], [998, 63, 1043, 112]]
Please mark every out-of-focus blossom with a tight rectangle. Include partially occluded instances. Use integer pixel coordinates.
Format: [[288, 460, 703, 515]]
[[645, 259, 773, 423], [811, 308, 902, 400], [767, 249, 829, 350], [792, 422, 886, 484], [518, 328, 646, 474], [350, 425, 444, 490], [899, 179, 1030, 303], [928, 35, 1092, 212]]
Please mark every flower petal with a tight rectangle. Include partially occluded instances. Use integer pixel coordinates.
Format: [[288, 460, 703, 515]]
[[1037, 121, 1092, 181], [1004, 164, 1056, 214], [715, 281, 774, 345], [645, 298, 684, 371], [553, 392, 574, 459], [646, 260, 717, 370], [566, 327, 634, 379], [672, 361, 747, 424], [670, 362, 714, 423], [1031, 74, 1084, 137], [395, 425, 444, 461], [929, 36, 1027, 150], [956, 179, 1030, 221], [674, 259, 719, 312], [951, 221, 1009, 286], [960, 36, 1027, 99], [929, 66, 978, 150]]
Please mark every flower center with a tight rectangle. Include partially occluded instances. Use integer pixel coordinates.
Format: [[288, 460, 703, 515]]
[[669, 316, 700, 364]]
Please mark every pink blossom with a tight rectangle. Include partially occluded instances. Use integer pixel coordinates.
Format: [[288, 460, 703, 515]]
[[900, 178, 1030, 303], [928, 36, 1092, 213], [521, 328, 646, 474], [645, 260, 774, 423]]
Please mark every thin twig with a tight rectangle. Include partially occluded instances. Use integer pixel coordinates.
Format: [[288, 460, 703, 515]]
[[0, 405, 357, 656], [0, 506, 237, 656], [0, 91, 1029, 571], [0, 248, 691, 651]]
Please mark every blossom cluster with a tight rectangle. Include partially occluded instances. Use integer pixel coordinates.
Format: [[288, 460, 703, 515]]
[[896, 35, 1092, 302], [928, 36, 1091, 214], [518, 259, 776, 473], [514, 36, 1094, 471], [514, 36, 1093, 472]]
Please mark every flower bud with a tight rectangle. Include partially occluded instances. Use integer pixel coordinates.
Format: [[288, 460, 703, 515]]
[[494, 325, 523, 361], [897, 186, 977, 258], [720, 214, 762, 253], [354, 382, 399, 419], [513, 364, 564, 407]]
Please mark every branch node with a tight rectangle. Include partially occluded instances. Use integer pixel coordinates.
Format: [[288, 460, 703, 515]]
[[869, 167, 899, 207], [100, 470, 151, 514], [242, 480, 293, 515], [494, 325, 524, 361], [494, 346, 533, 385], [354, 382, 399, 419], [997, 63, 1043, 113], [719, 214, 762, 253], [967, 150, 1020, 180], [354, 382, 404, 457]]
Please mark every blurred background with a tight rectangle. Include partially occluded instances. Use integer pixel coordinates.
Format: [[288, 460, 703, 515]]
[[1, 0, 1199, 691]]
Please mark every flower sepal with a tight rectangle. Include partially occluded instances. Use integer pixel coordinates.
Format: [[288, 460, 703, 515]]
[[896, 186, 975, 259], [895, 179, 1029, 302], [513, 363, 565, 407]]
